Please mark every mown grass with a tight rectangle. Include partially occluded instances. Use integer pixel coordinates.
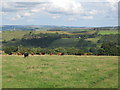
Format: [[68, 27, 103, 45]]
[[2, 55, 118, 88]]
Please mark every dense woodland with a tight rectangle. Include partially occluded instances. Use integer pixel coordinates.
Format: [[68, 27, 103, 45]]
[[2, 27, 119, 56]]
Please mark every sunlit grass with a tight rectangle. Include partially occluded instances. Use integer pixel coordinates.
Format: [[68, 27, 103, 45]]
[[2, 55, 118, 88], [98, 30, 118, 35], [85, 37, 101, 44], [2, 31, 30, 41]]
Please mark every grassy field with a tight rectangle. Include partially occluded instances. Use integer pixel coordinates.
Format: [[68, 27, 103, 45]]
[[2, 55, 118, 88], [85, 37, 101, 44], [98, 30, 118, 35], [2, 31, 30, 41]]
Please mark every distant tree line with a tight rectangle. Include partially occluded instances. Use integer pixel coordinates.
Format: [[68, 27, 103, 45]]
[[3, 46, 85, 55]]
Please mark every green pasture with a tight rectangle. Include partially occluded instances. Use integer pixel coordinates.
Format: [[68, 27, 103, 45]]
[[70, 30, 96, 35], [2, 31, 30, 41], [85, 37, 101, 44], [2, 55, 118, 88], [98, 30, 118, 35]]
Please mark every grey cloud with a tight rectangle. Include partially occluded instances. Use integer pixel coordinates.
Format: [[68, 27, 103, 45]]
[[2, 1, 83, 16], [2, 2, 47, 12], [48, 11, 74, 15], [14, 2, 46, 8], [2, 8, 18, 12]]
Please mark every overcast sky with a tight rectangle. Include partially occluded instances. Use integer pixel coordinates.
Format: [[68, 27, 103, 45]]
[[1, 0, 119, 27]]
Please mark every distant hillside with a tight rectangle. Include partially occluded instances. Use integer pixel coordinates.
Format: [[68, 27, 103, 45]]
[[2, 28, 119, 55], [2, 25, 118, 31]]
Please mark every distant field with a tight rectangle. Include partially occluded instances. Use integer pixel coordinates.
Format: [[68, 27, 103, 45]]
[[98, 30, 118, 35], [49, 38, 79, 48], [85, 37, 101, 44], [2, 31, 30, 41], [2, 30, 119, 41], [70, 30, 96, 35], [34, 31, 72, 35], [2, 30, 73, 41], [2, 55, 118, 88]]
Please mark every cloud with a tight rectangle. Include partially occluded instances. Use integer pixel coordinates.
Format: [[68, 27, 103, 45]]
[[31, 9, 40, 13], [2, 0, 84, 15], [2, 0, 84, 20], [11, 14, 22, 20], [12, 11, 33, 20], [2, 0, 118, 21], [47, 0, 84, 15], [2, 0, 48, 2], [2, 2, 44, 20], [24, 12, 31, 16], [2, 2, 41, 12], [82, 16, 93, 19], [2, 0, 119, 2], [67, 17, 78, 21], [88, 10, 98, 15], [51, 14, 61, 19], [106, 0, 118, 11]]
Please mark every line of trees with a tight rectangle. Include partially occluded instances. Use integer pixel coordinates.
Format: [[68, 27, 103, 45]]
[[3, 46, 91, 55], [3, 44, 119, 56]]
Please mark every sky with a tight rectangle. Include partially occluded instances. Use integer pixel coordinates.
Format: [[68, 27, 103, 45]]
[[1, 0, 119, 27]]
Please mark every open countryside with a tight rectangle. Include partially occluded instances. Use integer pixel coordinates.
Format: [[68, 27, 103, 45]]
[[1, 26, 119, 88], [1, 1, 119, 88]]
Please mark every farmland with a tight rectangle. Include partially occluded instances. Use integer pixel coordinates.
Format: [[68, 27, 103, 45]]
[[1, 26, 119, 88], [2, 55, 118, 88], [2, 27, 119, 56], [2, 31, 30, 41], [98, 30, 118, 35]]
